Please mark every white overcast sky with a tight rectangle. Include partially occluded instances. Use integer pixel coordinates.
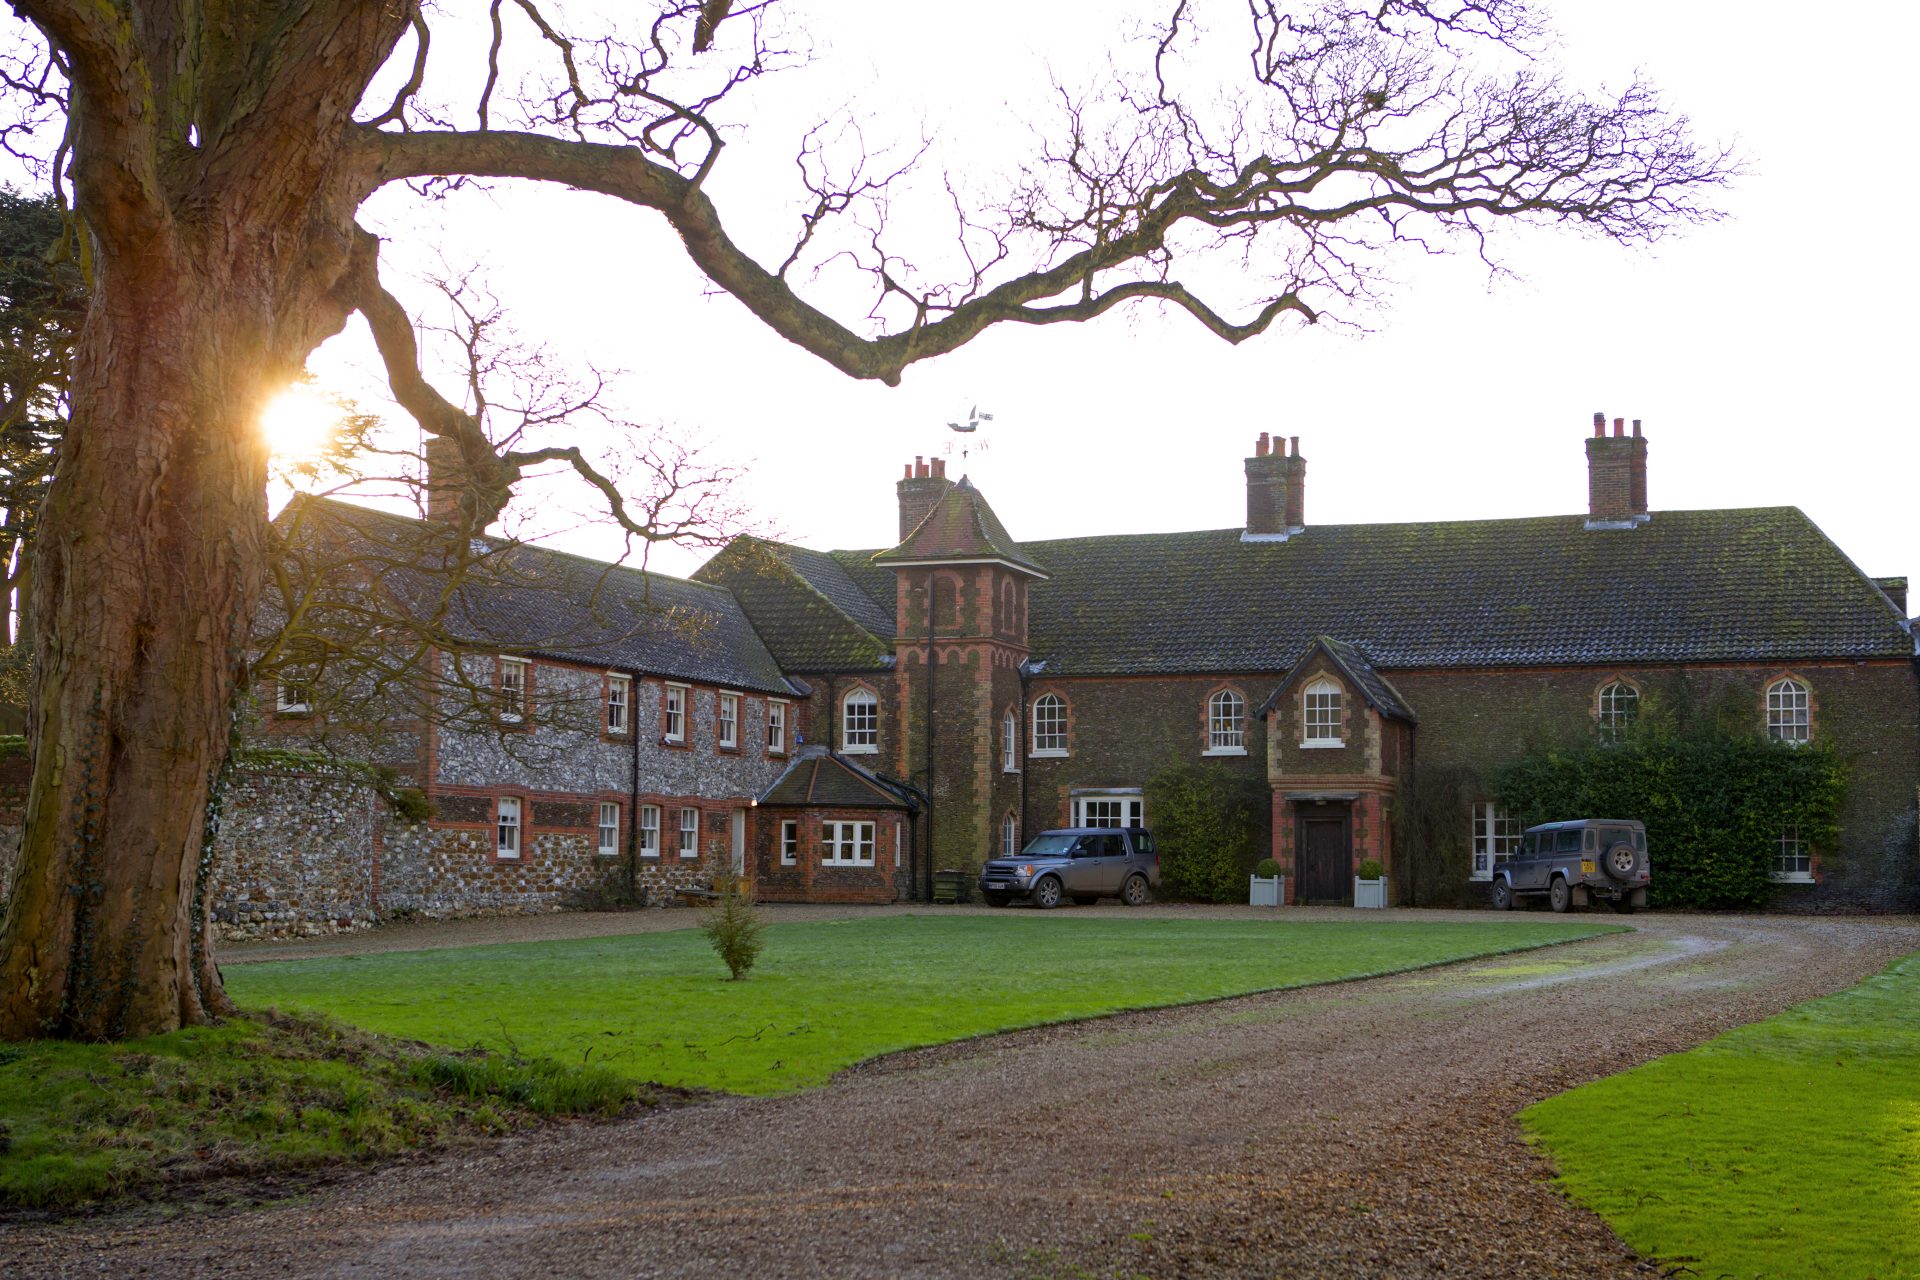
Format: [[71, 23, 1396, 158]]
[[296, 1, 1918, 587]]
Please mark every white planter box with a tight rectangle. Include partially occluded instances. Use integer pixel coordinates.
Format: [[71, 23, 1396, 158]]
[[1249, 874, 1284, 906], [1353, 876, 1389, 909]]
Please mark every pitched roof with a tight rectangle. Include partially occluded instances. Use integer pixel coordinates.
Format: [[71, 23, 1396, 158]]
[[1261, 636, 1418, 722], [756, 749, 917, 810], [872, 477, 1047, 577], [1009, 507, 1911, 676], [287, 498, 795, 694], [692, 537, 893, 673]]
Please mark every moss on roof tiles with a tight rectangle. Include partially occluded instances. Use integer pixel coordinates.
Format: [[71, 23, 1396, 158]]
[[692, 537, 892, 673], [872, 478, 1046, 576]]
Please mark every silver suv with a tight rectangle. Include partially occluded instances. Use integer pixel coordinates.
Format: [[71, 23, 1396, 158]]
[[979, 828, 1159, 909], [1489, 818, 1651, 913]]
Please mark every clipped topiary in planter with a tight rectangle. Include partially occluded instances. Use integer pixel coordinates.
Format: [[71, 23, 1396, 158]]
[[1355, 858, 1388, 909], [1250, 857, 1285, 907]]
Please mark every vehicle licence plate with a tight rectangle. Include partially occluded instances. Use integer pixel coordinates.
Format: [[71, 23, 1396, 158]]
[[1580, 860, 1595, 875]]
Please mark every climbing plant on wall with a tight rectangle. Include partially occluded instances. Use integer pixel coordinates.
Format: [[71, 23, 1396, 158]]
[[1145, 764, 1267, 903], [1495, 731, 1847, 908]]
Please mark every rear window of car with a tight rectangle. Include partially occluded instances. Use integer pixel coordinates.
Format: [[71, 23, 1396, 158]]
[[1130, 830, 1154, 856], [1595, 826, 1635, 850]]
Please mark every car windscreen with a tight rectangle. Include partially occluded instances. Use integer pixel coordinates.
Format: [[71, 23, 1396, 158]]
[[1020, 834, 1078, 857]]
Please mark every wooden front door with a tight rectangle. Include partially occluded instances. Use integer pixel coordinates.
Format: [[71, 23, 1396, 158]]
[[1298, 808, 1352, 904]]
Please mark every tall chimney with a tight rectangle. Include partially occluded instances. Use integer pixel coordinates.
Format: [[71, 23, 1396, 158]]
[[425, 434, 465, 526], [1585, 411, 1649, 528], [1244, 434, 1306, 539], [897, 456, 953, 540]]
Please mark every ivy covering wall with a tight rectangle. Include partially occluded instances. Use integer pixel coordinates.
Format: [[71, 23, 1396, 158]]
[[1144, 764, 1266, 902], [1494, 732, 1847, 908]]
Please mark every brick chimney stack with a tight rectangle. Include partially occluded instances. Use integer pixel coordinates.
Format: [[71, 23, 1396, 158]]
[[1244, 432, 1306, 540], [1585, 411, 1650, 528], [425, 434, 471, 527], [897, 456, 953, 540]]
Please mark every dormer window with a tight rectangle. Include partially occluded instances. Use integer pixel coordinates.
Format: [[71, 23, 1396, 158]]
[[1302, 678, 1342, 746], [842, 687, 878, 754]]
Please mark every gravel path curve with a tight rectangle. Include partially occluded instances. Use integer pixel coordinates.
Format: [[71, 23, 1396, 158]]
[[9, 911, 1918, 1278]]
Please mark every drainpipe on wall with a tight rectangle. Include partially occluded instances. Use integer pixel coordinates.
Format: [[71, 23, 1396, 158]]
[[1017, 662, 1031, 853], [627, 670, 642, 904], [923, 569, 937, 903], [1404, 723, 1417, 910]]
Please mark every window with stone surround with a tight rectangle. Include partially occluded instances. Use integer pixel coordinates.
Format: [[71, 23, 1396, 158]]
[[1207, 689, 1246, 754], [718, 693, 739, 749], [1773, 822, 1812, 882], [822, 820, 876, 866], [638, 805, 660, 857], [842, 687, 878, 754], [597, 802, 620, 856], [767, 700, 788, 754], [606, 674, 630, 735], [1597, 680, 1639, 743], [1002, 709, 1018, 772], [663, 683, 687, 743], [496, 797, 522, 860], [499, 657, 529, 725], [1468, 802, 1521, 881], [1302, 678, 1343, 746], [678, 806, 700, 858], [780, 820, 798, 865], [1767, 677, 1811, 743], [1031, 694, 1067, 756]]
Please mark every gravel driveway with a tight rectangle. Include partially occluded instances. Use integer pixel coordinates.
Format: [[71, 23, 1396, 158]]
[[9, 910, 1918, 1278]]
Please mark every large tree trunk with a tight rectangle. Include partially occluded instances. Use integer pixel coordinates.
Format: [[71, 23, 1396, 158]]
[[0, 263, 277, 1038]]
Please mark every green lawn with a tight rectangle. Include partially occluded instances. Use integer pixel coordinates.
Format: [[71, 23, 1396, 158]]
[[1524, 951, 1920, 1280], [229, 914, 1618, 1095]]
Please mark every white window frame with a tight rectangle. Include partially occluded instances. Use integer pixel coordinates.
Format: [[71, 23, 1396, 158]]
[[1205, 689, 1247, 755], [821, 820, 877, 866], [1767, 678, 1811, 744], [1002, 710, 1019, 772], [718, 692, 739, 749], [1772, 822, 1813, 883], [678, 806, 700, 859], [597, 802, 620, 857], [1468, 802, 1522, 881], [841, 687, 878, 755], [663, 683, 687, 744], [276, 671, 312, 715], [606, 673, 630, 735], [779, 819, 798, 866], [1001, 812, 1019, 858], [767, 699, 788, 754], [638, 805, 660, 858], [1597, 680, 1640, 743], [496, 796, 522, 860], [1031, 694, 1067, 757], [1302, 678, 1343, 747], [499, 656, 530, 725], [1072, 792, 1142, 828]]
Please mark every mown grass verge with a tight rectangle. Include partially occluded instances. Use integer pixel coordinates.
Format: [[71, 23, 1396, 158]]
[[1524, 950, 1920, 1280], [229, 914, 1623, 1095], [0, 1010, 676, 1216]]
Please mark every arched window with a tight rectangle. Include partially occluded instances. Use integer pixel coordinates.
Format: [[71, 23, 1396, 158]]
[[1002, 709, 1019, 772], [1001, 812, 1019, 858], [1208, 689, 1246, 753], [1767, 678, 1810, 743], [1597, 680, 1639, 742], [1302, 678, 1343, 745], [841, 687, 878, 754], [1031, 693, 1067, 755]]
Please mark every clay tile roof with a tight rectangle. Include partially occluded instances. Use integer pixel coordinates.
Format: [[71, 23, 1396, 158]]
[[756, 749, 917, 809], [871, 477, 1047, 577], [692, 536, 893, 673], [1260, 636, 1418, 722], [287, 497, 796, 694]]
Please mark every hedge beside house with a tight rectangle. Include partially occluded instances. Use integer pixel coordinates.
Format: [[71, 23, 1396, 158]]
[[1145, 764, 1266, 902]]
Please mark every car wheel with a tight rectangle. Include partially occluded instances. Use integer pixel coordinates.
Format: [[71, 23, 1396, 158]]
[[1488, 878, 1514, 911], [1071, 895, 1099, 906], [1121, 874, 1151, 907], [1548, 875, 1572, 913], [984, 892, 1011, 908], [1602, 841, 1637, 882], [1032, 876, 1063, 910]]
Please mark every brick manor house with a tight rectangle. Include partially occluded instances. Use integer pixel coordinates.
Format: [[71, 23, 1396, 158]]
[[9, 412, 1907, 935]]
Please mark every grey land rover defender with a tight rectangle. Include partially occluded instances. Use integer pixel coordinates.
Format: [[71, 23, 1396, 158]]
[[1488, 818, 1650, 913]]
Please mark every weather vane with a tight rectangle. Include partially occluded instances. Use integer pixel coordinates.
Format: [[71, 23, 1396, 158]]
[[943, 405, 994, 465]]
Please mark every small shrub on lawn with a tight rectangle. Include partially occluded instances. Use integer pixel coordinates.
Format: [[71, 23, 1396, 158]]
[[698, 869, 765, 980]]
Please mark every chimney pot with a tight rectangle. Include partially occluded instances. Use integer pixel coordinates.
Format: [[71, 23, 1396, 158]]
[[1613, 417, 1624, 437], [903, 462, 913, 479], [1256, 433, 1270, 458], [1632, 418, 1642, 438], [931, 457, 945, 479], [1593, 411, 1605, 438], [1289, 436, 1300, 458]]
